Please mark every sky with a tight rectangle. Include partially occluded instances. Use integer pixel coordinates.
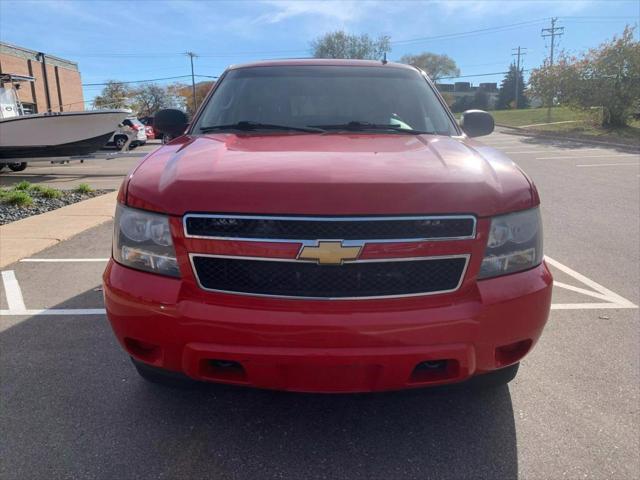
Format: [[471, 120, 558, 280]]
[[0, 0, 637, 107]]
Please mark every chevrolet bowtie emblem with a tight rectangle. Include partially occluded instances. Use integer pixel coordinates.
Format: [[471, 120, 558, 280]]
[[298, 241, 362, 265]]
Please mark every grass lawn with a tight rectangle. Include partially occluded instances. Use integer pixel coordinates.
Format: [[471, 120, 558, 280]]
[[489, 107, 640, 144]]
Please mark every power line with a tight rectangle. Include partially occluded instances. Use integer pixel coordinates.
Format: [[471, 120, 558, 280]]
[[81, 74, 218, 87], [392, 18, 548, 45], [438, 70, 531, 81]]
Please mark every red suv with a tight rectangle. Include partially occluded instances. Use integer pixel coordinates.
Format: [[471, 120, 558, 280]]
[[103, 59, 552, 393]]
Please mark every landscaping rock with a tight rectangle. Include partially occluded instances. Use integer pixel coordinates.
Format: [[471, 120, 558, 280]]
[[0, 190, 113, 225]]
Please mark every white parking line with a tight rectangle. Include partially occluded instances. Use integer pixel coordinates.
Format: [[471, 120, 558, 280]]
[[0, 309, 106, 316], [575, 163, 639, 168], [504, 148, 603, 154], [1, 270, 26, 312], [546, 256, 637, 309], [537, 154, 639, 160], [20, 258, 110, 262]]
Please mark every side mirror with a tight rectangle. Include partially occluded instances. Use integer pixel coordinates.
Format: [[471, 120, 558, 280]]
[[154, 109, 189, 137], [459, 110, 494, 137]]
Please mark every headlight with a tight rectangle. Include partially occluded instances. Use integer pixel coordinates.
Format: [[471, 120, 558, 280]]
[[113, 204, 180, 277], [478, 207, 543, 279]]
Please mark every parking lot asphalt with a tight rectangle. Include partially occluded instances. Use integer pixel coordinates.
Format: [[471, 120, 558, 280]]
[[1, 129, 639, 479]]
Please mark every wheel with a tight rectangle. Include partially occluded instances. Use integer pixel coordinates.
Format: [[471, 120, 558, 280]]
[[114, 135, 128, 150], [0, 163, 6, 172], [131, 357, 198, 389], [469, 363, 520, 389], [8, 162, 27, 172]]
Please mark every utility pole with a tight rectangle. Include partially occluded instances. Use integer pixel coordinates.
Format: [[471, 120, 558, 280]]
[[511, 46, 527, 109], [541, 17, 564, 121], [185, 52, 198, 113]]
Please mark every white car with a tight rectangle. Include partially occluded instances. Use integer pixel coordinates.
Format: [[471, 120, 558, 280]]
[[107, 117, 147, 150]]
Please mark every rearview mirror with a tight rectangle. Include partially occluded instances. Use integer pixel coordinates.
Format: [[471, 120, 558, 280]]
[[459, 110, 494, 137], [154, 109, 189, 137]]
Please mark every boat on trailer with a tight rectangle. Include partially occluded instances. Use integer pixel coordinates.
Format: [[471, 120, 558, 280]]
[[0, 74, 129, 170]]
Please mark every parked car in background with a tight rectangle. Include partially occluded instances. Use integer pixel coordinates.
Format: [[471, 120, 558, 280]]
[[106, 117, 147, 150], [144, 125, 155, 140], [139, 116, 161, 141]]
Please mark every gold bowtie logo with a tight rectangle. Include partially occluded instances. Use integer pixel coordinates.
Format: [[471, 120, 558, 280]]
[[298, 241, 362, 265]]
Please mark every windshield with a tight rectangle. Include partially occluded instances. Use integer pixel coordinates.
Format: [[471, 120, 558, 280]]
[[192, 65, 458, 135]]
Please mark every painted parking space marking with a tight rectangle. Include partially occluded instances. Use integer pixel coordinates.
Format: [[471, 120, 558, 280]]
[[536, 153, 639, 160], [20, 258, 110, 262], [1, 256, 637, 315], [503, 148, 604, 154], [575, 163, 639, 168], [546, 256, 637, 310], [1, 270, 26, 312]]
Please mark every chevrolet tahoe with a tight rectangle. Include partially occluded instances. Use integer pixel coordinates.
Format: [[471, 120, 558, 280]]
[[103, 59, 553, 393]]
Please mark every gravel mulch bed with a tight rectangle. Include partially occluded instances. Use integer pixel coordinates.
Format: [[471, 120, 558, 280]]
[[0, 189, 113, 225]]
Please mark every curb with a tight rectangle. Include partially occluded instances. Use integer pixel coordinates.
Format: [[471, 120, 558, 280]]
[[496, 124, 640, 151], [0, 191, 118, 268]]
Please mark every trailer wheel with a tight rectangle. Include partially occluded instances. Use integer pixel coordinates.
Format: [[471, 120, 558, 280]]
[[8, 162, 27, 172]]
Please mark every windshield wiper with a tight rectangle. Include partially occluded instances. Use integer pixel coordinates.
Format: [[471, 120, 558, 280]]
[[311, 121, 433, 135], [200, 121, 325, 133]]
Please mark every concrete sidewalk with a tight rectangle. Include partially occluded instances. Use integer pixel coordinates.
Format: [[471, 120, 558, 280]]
[[0, 191, 117, 267]]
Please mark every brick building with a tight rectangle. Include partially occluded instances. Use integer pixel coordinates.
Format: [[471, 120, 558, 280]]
[[0, 42, 84, 114]]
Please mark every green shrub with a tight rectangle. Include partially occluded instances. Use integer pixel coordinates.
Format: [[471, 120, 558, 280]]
[[74, 183, 94, 194], [14, 180, 32, 191], [40, 187, 62, 199], [2, 190, 33, 207], [29, 184, 45, 193]]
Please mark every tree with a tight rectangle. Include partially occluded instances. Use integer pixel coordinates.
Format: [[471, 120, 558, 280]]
[[399, 52, 459, 82], [496, 64, 529, 110], [472, 90, 489, 111], [311, 31, 391, 60], [168, 81, 215, 115], [93, 81, 131, 109], [130, 83, 175, 117], [529, 25, 639, 126]]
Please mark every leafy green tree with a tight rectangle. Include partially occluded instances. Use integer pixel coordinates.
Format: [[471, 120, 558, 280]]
[[311, 31, 391, 60], [529, 25, 639, 126], [399, 52, 459, 82], [472, 90, 489, 111], [92, 81, 131, 109], [496, 64, 529, 110]]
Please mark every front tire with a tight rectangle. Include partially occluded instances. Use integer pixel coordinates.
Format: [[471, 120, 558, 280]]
[[8, 162, 27, 172]]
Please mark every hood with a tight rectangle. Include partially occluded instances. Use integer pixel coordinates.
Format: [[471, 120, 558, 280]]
[[126, 133, 535, 217]]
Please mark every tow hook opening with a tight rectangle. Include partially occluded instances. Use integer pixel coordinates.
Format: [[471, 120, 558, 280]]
[[201, 359, 248, 383], [409, 359, 460, 384]]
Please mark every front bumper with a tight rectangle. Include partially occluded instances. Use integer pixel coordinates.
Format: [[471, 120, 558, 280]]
[[103, 260, 552, 393]]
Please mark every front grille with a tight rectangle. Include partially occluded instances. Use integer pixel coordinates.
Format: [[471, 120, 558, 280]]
[[191, 255, 468, 299], [184, 215, 475, 240]]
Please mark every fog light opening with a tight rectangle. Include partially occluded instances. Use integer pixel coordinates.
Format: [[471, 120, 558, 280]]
[[409, 359, 460, 384], [201, 359, 248, 383], [495, 339, 532, 367]]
